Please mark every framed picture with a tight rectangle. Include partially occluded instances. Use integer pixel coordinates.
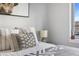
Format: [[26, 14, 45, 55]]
[[0, 3, 29, 17]]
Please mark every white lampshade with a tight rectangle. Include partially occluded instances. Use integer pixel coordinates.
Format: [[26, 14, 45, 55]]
[[40, 30, 48, 38]]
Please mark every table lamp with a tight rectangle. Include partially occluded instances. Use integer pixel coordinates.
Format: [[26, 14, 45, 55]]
[[40, 30, 48, 42]]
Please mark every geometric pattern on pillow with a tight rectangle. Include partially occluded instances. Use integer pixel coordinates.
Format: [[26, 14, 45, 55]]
[[16, 32, 36, 49]]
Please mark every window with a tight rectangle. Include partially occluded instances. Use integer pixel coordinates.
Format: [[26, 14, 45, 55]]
[[71, 3, 79, 39]]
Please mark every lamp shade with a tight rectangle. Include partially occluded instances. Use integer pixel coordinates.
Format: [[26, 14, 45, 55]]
[[40, 30, 48, 38]]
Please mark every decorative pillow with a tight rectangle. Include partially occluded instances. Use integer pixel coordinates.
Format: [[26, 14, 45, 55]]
[[5, 29, 19, 51], [0, 28, 6, 51], [30, 27, 39, 46], [16, 27, 39, 46], [16, 32, 36, 49], [11, 34, 19, 51]]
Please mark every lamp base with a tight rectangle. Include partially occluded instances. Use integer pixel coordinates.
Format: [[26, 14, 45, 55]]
[[41, 38, 47, 42]]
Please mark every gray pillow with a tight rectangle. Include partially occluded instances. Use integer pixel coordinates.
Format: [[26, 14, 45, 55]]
[[16, 32, 36, 50]]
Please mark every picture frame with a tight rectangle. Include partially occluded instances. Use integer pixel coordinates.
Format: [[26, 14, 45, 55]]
[[0, 3, 29, 17]]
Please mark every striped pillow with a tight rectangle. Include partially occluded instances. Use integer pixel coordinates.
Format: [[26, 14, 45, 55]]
[[5, 29, 19, 51], [0, 29, 19, 51]]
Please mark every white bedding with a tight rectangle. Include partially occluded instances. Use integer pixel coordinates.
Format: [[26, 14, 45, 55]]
[[0, 42, 56, 56], [0, 42, 79, 56]]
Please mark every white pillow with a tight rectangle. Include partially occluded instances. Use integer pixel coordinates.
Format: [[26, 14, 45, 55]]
[[30, 27, 39, 46]]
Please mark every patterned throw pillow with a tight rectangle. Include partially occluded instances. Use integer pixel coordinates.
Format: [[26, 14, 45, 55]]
[[16, 32, 36, 49]]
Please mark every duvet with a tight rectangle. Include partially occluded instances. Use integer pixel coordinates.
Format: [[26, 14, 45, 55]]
[[0, 42, 79, 56]]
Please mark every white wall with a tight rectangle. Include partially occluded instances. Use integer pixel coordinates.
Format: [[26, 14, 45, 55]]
[[47, 3, 70, 45], [47, 3, 79, 48], [0, 3, 48, 31]]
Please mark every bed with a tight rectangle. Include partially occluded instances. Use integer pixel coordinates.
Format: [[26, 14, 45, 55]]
[[1, 42, 79, 56], [0, 27, 79, 56], [0, 42, 55, 56]]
